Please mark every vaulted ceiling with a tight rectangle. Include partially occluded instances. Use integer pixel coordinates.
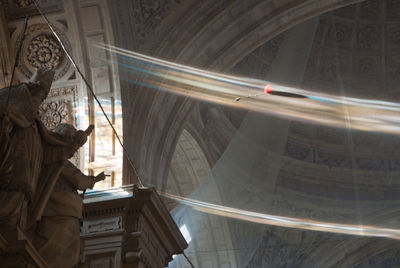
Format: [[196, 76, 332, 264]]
[[2, 0, 400, 267]]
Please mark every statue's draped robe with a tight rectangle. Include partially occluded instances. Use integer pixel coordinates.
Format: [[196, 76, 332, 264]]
[[0, 84, 69, 227], [35, 161, 96, 268]]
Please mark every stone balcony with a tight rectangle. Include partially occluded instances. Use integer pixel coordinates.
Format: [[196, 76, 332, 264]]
[[81, 185, 188, 268], [0, 185, 187, 268]]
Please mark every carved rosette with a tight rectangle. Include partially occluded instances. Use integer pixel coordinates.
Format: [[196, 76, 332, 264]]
[[39, 86, 79, 166], [360, 0, 380, 20], [16, 24, 71, 81], [356, 25, 380, 49], [38, 87, 76, 128], [126, 0, 181, 45], [27, 35, 62, 69], [39, 100, 71, 130]]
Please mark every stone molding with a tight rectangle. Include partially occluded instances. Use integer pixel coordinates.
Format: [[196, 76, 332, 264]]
[[81, 185, 188, 268], [0, 0, 63, 21]]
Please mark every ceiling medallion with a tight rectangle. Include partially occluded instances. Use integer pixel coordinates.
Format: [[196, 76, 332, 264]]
[[27, 34, 62, 69], [16, 23, 71, 81]]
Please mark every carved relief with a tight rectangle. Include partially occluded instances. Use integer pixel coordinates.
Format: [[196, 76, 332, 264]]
[[231, 34, 283, 78], [386, 54, 400, 82], [46, 86, 75, 98], [16, 24, 71, 81], [353, 55, 380, 81], [140, 0, 163, 21], [356, 25, 380, 49], [320, 54, 340, 81], [360, 0, 380, 21], [284, 142, 311, 161], [326, 23, 352, 47], [39, 86, 76, 130], [262, 34, 284, 64], [246, 229, 317, 268], [391, 159, 400, 170], [228, 0, 400, 176], [13, 0, 33, 8], [270, 199, 347, 222], [27, 35, 62, 69], [355, 158, 389, 171], [387, 24, 400, 49], [314, 126, 345, 144], [39, 100, 71, 130], [315, 150, 352, 168], [284, 135, 400, 171], [288, 122, 314, 139], [387, 0, 400, 21], [38, 86, 78, 165], [82, 217, 122, 234], [129, 0, 182, 44], [391, 29, 400, 46]]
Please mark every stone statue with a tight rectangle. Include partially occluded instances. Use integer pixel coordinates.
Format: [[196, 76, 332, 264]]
[[33, 123, 105, 268], [0, 68, 87, 230]]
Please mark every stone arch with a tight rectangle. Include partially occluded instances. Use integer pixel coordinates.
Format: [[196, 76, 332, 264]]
[[118, 0, 365, 187], [163, 128, 211, 210]]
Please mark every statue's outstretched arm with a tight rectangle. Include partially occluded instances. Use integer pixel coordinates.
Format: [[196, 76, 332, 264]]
[[42, 127, 93, 164], [61, 161, 99, 190]]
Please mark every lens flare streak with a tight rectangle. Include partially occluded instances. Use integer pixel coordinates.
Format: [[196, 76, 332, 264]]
[[162, 193, 400, 240], [98, 43, 400, 134]]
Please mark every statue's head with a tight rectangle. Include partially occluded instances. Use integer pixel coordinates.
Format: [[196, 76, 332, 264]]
[[28, 67, 55, 101], [54, 123, 77, 143]]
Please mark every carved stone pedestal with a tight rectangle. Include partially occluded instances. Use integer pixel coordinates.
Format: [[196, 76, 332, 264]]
[[81, 185, 187, 268], [0, 225, 48, 268]]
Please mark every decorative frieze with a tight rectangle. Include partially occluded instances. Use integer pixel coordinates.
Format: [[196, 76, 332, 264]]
[[82, 216, 122, 234], [81, 185, 188, 268], [46, 86, 75, 98]]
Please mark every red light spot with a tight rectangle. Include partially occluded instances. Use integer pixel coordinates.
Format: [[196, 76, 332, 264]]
[[264, 84, 272, 94]]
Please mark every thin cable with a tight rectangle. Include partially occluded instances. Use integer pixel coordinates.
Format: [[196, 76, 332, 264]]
[[34, 3, 198, 266], [32, 0, 144, 188], [183, 252, 195, 268], [34, 3, 195, 266], [5, 16, 29, 108]]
